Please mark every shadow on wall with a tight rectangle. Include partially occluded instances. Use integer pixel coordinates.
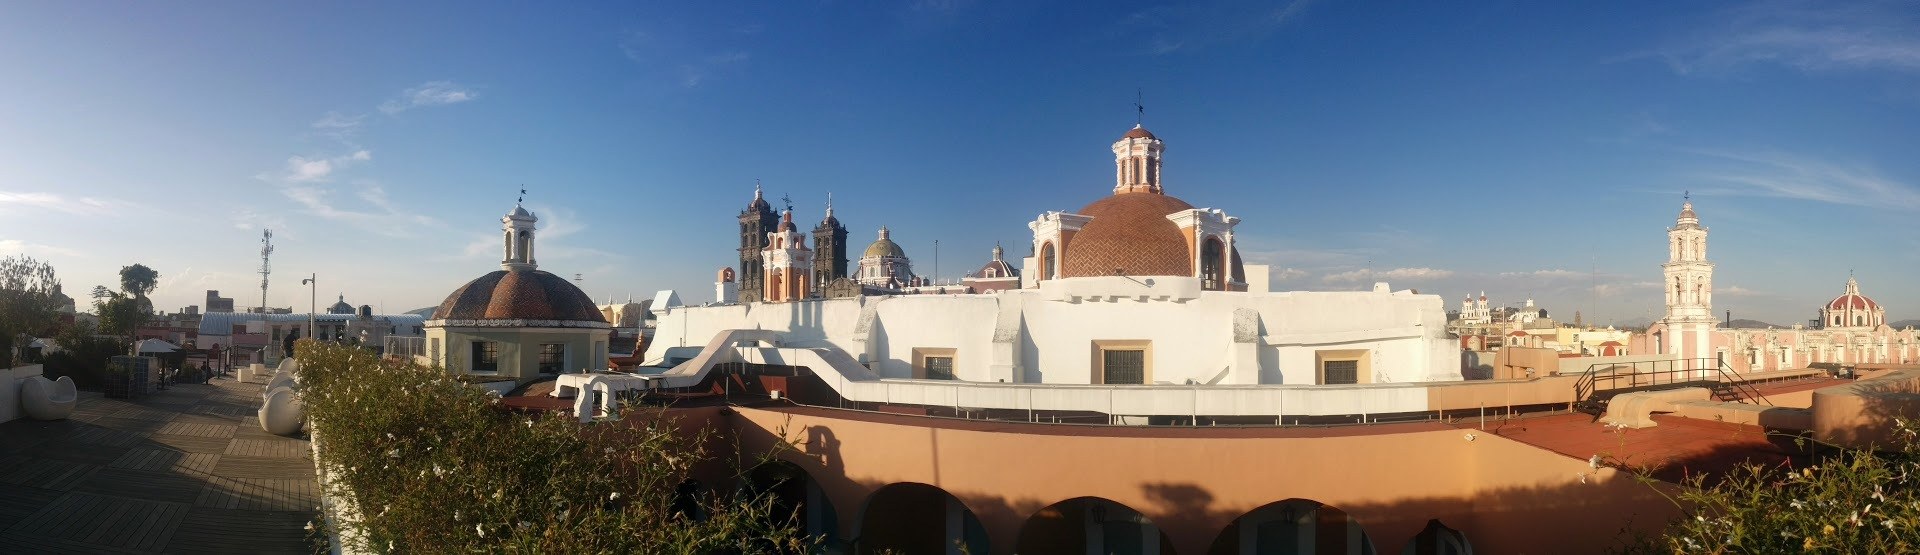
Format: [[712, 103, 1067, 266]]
[[706, 411, 1688, 555]]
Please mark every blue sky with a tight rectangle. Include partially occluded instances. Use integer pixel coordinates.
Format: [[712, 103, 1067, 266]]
[[3, 1, 1917, 327]]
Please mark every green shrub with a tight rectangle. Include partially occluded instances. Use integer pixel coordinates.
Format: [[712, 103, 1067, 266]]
[[295, 340, 805, 553], [1631, 422, 1920, 553]]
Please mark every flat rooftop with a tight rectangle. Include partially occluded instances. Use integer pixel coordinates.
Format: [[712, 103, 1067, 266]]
[[0, 375, 317, 553]]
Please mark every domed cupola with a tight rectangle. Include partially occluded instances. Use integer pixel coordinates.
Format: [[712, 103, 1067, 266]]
[[430, 202, 607, 326], [1821, 276, 1886, 329], [327, 294, 354, 315]]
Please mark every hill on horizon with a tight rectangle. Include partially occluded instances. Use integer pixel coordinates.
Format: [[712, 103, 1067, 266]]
[[1893, 319, 1920, 330]]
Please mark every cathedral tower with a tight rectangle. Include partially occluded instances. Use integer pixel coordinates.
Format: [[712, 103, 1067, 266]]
[[812, 194, 849, 292], [737, 184, 778, 303], [1661, 199, 1716, 362]]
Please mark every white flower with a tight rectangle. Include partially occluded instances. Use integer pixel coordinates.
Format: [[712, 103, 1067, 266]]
[[609, 491, 621, 501], [305, 520, 315, 531], [1790, 500, 1805, 509], [1885, 519, 1897, 530], [475, 524, 485, 538]]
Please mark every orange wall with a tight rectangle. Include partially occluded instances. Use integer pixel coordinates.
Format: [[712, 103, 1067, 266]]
[[715, 407, 1677, 554]]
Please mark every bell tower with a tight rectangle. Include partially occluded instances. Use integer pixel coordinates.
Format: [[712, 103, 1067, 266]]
[[737, 183, 778, 303], [1661, 198, 1716, 361], [812, 193, 849, 293]]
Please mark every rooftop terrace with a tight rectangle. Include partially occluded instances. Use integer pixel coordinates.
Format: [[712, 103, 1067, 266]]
[[0, 375, 316, 553]]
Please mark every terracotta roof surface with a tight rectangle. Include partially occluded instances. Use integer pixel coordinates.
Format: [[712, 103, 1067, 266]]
[[432, 269, 607, 322], [1828, 294, 1878, 310], [1062, 192, 1194, 278], [1122, 125, 1157, 140]]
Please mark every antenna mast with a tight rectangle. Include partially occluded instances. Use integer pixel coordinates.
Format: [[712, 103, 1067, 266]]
[[259, 229, 275, 313]]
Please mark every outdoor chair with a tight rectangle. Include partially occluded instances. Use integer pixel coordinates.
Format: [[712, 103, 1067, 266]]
[[21, 375, 77, 421]]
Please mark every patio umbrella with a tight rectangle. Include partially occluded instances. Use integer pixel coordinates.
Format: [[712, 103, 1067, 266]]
[[136, 339, 180, 353]]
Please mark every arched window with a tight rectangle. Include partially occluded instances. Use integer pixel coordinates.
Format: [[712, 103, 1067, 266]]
[[1040, 242, 1055, 280], [1857, 315, 1864, 327], [1201, 237, 1225, 290]]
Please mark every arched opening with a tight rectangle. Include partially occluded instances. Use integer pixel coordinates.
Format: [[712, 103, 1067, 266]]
[[1200, 237, 1225, 290], [856, 482, 987, 555], [1207, 499, 1375, 555], [743, 461, 837, 551], [1041, 242, 1056, 281], [1017, 497, 1176, 555], [1401, 519, 1472, 555]]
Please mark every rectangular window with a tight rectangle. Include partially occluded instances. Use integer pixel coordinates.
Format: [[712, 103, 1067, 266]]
[[538, 343, 565, 374], [472, 341, 499, 372], [1103, 350, 1146, 385], [925, 356, 955, 380], [1322, 360, 1358, 385]]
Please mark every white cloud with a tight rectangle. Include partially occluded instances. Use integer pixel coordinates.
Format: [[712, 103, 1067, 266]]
[[280, 150, 372, 183], [278, 181, 436, 237], [0, 238, 85, 258], [1642, 1, 1920, 75], [379, 81, 478, 114], [1720, 285, 1764, 297], [1497, 269, 1585, 280], [1270, 267, 1308, 281], [311, 111, 365, 140], [1322, 267, 1454, 284], [0, 191, 118, 216], [619, 28, 753, 89], [1685, 149, 1920, 211]]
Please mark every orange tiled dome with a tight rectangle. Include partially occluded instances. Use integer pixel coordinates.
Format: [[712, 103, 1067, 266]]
[[1061, 193, 1194, 277], [1122, 125, 1157, 140], [431, 269, 606, 323]]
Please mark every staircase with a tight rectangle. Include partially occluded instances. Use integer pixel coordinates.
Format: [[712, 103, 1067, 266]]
[[1573, 358, 1772, 415]]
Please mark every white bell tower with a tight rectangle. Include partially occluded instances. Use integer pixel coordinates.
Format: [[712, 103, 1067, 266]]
[[1661, 198, 1716, 363]]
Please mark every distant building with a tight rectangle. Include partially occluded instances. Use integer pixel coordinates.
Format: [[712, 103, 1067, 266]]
[[1634, 200, 1920, 368], [960, 243, 1020, 293], [204, 290, 235, 313]]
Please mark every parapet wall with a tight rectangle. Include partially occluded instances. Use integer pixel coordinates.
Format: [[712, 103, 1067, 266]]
[[1811, 368, 1920, 449]]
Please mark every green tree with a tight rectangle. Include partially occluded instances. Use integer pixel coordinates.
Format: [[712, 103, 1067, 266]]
[[95, 291, 145, 356], [119, 263, 158, 313], [0, 255, 64, 369]]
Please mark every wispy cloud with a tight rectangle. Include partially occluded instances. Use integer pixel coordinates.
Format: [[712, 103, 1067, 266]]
[[1322, 267, 1454, 284], [1684, 148, 1920, 211], [619, 29, 753, 88], [1270, 267, 1308, 281], [0, 191, 117, 216], [456, 205, 616, 262], [0, 238, 86, 258], [1636, 1, 1920, 75], [280, 181, 437, 237], [279, 150, 372, 183], [1116, 0, 1317, 56], [379, 81, 479, 114], [311, 111, 365, 141]]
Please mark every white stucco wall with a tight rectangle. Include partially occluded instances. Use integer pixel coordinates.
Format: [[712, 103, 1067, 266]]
[[647, 277, 1458, 386]]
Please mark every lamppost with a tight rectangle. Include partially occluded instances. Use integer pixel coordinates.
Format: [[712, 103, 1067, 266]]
[[301, 274, 317, 347]]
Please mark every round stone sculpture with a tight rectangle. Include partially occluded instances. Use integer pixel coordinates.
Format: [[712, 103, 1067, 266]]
[[259, 386, 305, 436]]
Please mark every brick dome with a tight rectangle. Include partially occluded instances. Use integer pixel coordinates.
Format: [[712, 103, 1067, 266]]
[[1829, 293, 1878, 311], [1061, 193, 1194, 278], [1122, 125, 1157, 140], [431, 269, 607, 324]]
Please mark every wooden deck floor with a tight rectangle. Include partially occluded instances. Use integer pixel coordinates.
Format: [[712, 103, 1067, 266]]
[[0, 375, 317, 554]]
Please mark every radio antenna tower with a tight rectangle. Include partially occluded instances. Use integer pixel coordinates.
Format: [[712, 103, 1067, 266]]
[[259, 229, 275, 313]]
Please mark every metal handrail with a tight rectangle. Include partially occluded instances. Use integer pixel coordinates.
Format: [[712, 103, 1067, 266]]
[[1574, 357, 1773, 406]]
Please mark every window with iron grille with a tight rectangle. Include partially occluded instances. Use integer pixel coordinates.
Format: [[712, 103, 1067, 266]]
[[538, 344, 565, 374], [1103, 350, 1145, 384], [1322, 360, 1358, 385], [925, 356, 955, 380], [472, 341, 499, 372]]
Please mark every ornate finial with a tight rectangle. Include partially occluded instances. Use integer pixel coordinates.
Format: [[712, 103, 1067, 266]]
[[825, 192, 833, 218], [1683, 189, 1690, 202], [992, 241, 1004, 261], [517, 186, 526, 205], [879, 226, 889, 240], [754, 179, 763, 199]]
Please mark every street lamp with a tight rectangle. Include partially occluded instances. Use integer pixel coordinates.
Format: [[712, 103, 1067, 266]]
[[301, 274, 316, 347]]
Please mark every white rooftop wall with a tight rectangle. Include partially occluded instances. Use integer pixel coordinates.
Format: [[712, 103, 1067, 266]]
[[647, 277, 1459, 386]]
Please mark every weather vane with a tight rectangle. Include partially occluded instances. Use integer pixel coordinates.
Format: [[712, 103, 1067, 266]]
[[1135, 88, 1145, 126], [780, 193, 793, 213], [518, 186, 526, 204], [1683, 190, 1689, 201]]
